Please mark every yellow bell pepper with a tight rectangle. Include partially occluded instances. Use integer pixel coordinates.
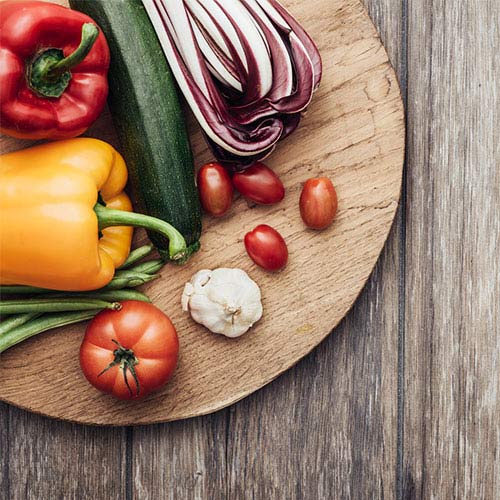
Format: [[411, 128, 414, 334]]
[[0, 138, 187, 291]]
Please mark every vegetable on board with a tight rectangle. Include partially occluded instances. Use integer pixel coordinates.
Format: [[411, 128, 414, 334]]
[[182, 268, 263, 338], [70, 0, 202, 256], [244, 224, 288, 271], [0, 297, 123, 315], [232, 162, 285, 205], [142, 0, 322, 168], [0, 252, 163, 296], [299, 177, 338, 230], [80, 301, 179, 400], [0, 289, 152, 317], [0, 138, 187, 292], [0, 0, 109, 140], [197, 162, 233, 217], [0, 255, 163, 354], [0, 310, 101, 355]]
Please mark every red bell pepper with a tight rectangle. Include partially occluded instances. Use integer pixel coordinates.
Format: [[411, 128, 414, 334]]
[[0, 1, 110, 140]]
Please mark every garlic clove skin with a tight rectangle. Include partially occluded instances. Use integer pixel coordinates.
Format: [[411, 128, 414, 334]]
[[181, 282, 194, 312], [181, 268, 263, 338]]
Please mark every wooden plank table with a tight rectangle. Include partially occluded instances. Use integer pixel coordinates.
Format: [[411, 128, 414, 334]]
[[1, 0, 498, 498]]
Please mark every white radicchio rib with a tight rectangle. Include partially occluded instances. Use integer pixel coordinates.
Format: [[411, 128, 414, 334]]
[[142, 0, 322, 169]]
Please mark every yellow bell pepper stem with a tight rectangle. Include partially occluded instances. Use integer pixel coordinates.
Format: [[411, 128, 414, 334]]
[[94, 204, 187, 262]]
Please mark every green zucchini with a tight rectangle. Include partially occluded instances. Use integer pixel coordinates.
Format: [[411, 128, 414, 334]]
[[70, 0, 202, 261]]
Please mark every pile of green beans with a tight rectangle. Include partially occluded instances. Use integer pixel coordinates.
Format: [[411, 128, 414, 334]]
[[0, 245, 162, 353]]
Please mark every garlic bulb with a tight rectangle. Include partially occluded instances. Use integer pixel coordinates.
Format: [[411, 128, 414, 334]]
[[181, 268, 263, 338]]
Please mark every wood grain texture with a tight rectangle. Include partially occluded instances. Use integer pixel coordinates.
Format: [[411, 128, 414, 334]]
[[0, 0, 405, 425], [4, 0, 499, 499], [223, 260, 400, 500], [119, 1, 405, 499], [131, 412, 228, 500], [223, 2, 402, 500], [220, 3, 406, 498], [402, 0, 500, 498], [0, 404, 8, 496], [0, 402, 128, 500]]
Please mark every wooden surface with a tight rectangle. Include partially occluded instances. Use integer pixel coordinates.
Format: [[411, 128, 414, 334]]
[[1, 0, 499, 498], [0, 0, 405, 424]]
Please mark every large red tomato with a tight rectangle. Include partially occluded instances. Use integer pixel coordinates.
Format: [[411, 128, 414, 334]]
[[80, 301, 179, 400]]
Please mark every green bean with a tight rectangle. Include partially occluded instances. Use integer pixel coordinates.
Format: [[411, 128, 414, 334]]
[[0, 285, 47, 295], [0, 290, 149, 315], [0, 298, 121, 315], [67, 290, 151, 303], [0, 313, 40, 335], [125, 259, 164, 275], [118, 244, 154, 269], [0, 310, 101, 354], [104, 271, 159, 290], [0, 262, 161, 296]]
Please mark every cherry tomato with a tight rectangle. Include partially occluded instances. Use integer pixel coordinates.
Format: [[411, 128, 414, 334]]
[[299, 177, 338, 230], [80, 301, 179, 400], [244, 224, 288, 271], [197, 162, 233, 217], [232, 162, 285, 205]]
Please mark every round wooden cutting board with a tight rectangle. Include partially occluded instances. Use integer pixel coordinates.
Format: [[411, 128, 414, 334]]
[[0, 0, 404, 425]]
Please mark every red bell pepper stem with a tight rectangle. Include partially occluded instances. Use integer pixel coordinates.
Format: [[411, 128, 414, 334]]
[[48, 23, 99, 78], [28, 23, 99, 98]]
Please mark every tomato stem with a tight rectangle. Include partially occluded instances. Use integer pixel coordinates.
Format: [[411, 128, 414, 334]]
[[98, 339, 140, 397]]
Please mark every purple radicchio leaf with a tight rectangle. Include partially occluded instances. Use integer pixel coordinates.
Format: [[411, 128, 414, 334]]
[[142, 0, 322, 170]]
